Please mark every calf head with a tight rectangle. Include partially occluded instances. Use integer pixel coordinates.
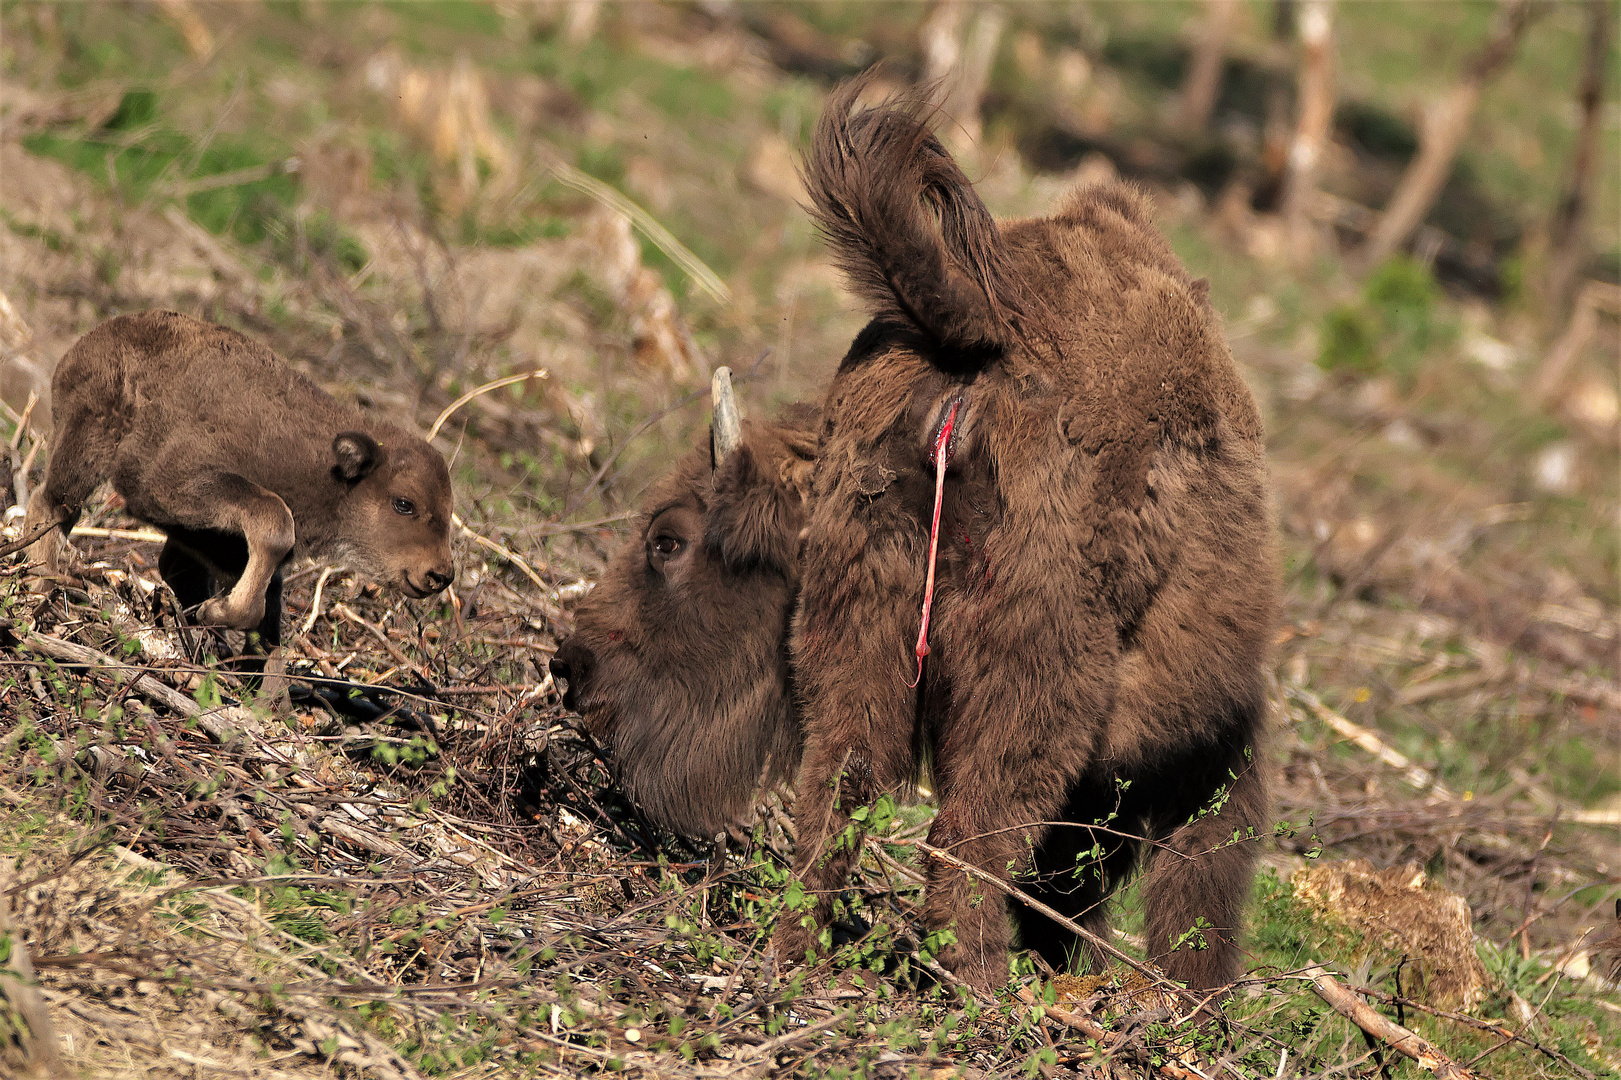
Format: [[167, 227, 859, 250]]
[[550, 378, 815, 836], [331, 428, 456, 598]]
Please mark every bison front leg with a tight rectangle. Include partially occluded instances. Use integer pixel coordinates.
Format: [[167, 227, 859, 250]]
[[921, 601, 1113, 992], [778, 585, 920, 966], [922, 774, 1082, 992]]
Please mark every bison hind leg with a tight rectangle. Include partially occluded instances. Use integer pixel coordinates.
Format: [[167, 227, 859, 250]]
[[1012, 789, 1142, 976], [1141, 744, 1268, 993]]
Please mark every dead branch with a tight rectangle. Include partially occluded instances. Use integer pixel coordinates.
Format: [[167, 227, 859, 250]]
[[0, 520, 55, 560], [1285, 685, 1453, 797], [1546, 0, 1613, 314], [427, 369, 549, 443], [454, 515, 549, 592], [18, 630, 258, 745], [1531, 280, 1621, 405], [1305, 966, 1481, 1080], [1361, 0, 1541, 269], [1351, 984, 1599, 1080], [1178, 0, 1239, 135], [1281, 0, 1334, 261]]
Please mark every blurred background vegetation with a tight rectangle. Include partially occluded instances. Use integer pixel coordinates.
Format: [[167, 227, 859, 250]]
[[0, 2, 1617, 1076]]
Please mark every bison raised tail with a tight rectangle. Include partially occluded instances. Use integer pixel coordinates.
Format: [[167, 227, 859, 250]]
[[802, 78, 1026, 366]]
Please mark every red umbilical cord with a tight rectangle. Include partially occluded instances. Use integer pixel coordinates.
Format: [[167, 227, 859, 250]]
[[905, 399, 959, 689]]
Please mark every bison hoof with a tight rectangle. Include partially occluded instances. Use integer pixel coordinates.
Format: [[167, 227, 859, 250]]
[[937, 948, 1007, 995], [198, 596, 263, 631]]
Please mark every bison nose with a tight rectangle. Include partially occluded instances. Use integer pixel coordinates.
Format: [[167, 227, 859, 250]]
[[548, 640, 593, 710], [425, 567, 454, 592]]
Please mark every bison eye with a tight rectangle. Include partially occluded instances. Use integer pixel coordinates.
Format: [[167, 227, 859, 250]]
[[652, 535, 682, 557], [393, 497, 416, 516]]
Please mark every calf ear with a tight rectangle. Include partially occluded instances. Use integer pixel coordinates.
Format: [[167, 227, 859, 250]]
[[705, 441, 806, 576], [333, 432, 382, 481]]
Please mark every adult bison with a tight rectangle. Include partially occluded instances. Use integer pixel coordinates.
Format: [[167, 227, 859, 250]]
[[551, 80, 1278, 994]]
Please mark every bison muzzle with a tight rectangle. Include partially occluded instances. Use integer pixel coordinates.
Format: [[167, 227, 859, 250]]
[[22, 310, 455, 646], [552, 80, 1278, 995]]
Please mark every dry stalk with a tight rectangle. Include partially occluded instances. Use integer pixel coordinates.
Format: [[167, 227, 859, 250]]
[[453, 516, 549, 592], [427, 368, 550, 442]]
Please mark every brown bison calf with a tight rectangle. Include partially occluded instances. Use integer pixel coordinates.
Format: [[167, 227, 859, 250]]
[[551, 82, 1277, 993], [22, 310, 455, 645]]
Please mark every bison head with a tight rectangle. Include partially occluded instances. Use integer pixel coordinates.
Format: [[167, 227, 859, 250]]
[[550, 370, 816, 836]]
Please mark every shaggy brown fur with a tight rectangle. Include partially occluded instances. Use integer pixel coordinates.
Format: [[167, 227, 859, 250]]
[[23, 311, 455, 646], [552, 79, 1277, 994]]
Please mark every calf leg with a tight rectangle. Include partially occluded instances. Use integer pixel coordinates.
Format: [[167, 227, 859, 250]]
[[157, 531, 221, 613], [1141, 745, 1267, 991], [143, 473, 294, 633], [256, 566, 284, 650]]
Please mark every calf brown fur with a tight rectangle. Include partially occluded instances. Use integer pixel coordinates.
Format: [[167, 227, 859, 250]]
[[23, 310, 455, 645], [551, 80, 1278, 994]]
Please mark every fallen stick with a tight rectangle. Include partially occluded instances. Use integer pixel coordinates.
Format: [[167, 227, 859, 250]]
[[299, 565, 340, 635], [0, 519, 55, 560], [1288, 685, 1619, 825], [1286, 685, 1454, 797], [19, 631, 254, 745], [1349, 984, 1598, 1080], [453, 516, 548, 592], [1304, 966, 1480, 1080]]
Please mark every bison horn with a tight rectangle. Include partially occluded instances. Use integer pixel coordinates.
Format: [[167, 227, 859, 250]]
[[711, 365, 743, 468]]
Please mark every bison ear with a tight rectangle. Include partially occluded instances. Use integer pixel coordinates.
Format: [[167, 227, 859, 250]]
[[705, 440, 806, 576], [333, 431, 382, 481]]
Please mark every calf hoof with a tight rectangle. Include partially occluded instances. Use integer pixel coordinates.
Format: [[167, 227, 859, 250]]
[[198, 595, 264, 631]]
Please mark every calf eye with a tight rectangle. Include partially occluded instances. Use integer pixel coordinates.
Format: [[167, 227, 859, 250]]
[[652, 535, 682, 557], [393, 497, 416, 516]]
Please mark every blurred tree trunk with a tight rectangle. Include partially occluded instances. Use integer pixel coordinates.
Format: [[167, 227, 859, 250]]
[[564, 0, 599, 45], [1280, 0, 1335, 261], [1255, 1, 1299, 209], [1531, 280, 1621, 404], [920, 1, 1005, 161], [1178, 0, 1238, 135], [156, 0, 215, 59], [1545, 0, 1612, 317], [1360, 0, 1541, 270]]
